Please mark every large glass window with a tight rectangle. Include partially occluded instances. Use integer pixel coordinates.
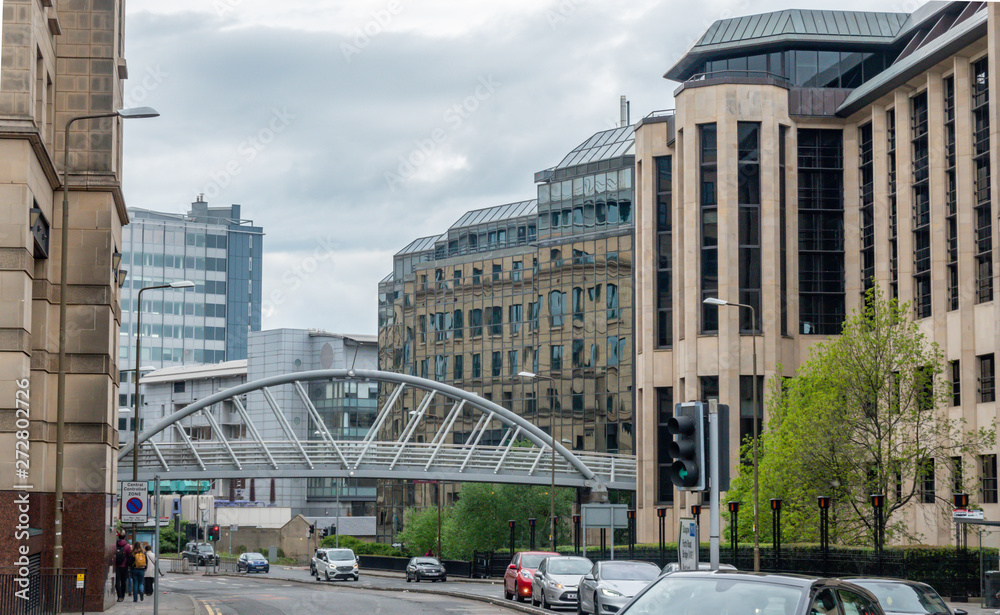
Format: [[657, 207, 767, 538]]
[[779, 126, 788, 336], [738, 122, 761, 333], [798, 129, 845, 335], [549, 290, 565, 327], [982, 454, 998, 504], [655, 156, 673, 348], [945, 75, 959, 311], [859, 123, 875, 296], [888, 109, 899, 300], [911, 92, 931, 318], [972, 57, 993, 303], [700, 124, 719, 333]]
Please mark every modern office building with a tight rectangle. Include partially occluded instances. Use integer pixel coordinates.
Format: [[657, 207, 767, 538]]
[[377, 125, 635, 542], [139, 329, 378, 518], [634, 2, 999, 546], [119, 197, 263, 412], [0, 1, 137, 610]]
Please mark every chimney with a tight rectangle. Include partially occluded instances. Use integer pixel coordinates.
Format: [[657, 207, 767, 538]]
[[620, 95, 630, 127]]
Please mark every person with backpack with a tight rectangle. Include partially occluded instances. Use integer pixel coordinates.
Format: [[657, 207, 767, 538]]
[[114, 533, 132, 602], [129, 540, 146, 602], [143, 544, 159, 596]]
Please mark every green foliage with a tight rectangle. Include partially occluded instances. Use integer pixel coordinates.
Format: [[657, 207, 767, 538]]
[[319, 534, 403, 556], [395, 505, 449, 556], [236, 545, 247, 554], [158, 525, 180, 554], [726, 287, 995, 546]]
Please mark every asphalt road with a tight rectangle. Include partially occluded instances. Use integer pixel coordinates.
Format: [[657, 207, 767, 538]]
[[161, 573, 528, 615]]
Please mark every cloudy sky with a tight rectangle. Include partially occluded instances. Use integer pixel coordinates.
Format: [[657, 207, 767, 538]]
[[121, 0, 923, 336]]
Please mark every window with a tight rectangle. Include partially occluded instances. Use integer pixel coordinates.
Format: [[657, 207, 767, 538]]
[[972, 57, 993, 303], [472, 354, 482, 379], [952, 456, 963, 494], [492, 263, 502, 282], [418, 315, 427, 342], [911, 92, 931, 318], [944, 75, 959, 310], [739, 376, 764, 454], [472, 267, 482, 284], [798, 128, 845, 334], [779, 126, 788, 335], [606, 284, 619, 320], [979, 354, 996, 403], [607, 336, 623, 366], [173, 381, 186, 393], [656, 387, 674, 504], [951, 360, 961, 406], [573, 287, 584, 322], [981, 454, 998, 504], [454, 355, 463, 380], [511, 261, 522, 281], [434, 355, 448, 380], [548, 291, 565, 327], [453, 309, 464, 339], [700, 124, 719, 333], [655, 156, 673, 347], [528, 300, 540, 331], [420, 359, 429, 379], [492, 351, 502, 377], [919, 458, 935, 504], [509, 304, 522, 335], [470, 309, 483, 337], [887, 108, 899, 299], [550, 345, 563, 371], [738, 122, 761, 333], [572, 339, 585, 368], [700, 376, 719, 403], [508, 350, 518, 376], [859, 123, 875, 296], [488, 306, 503, 336]]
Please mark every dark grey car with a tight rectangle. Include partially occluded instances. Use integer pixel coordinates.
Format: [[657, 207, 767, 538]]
[[850, 578, 968, 615], [532, 556, 592, 609]]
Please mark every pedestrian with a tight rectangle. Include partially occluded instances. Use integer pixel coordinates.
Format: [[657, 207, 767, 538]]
[[143, 545, 159, 596], [424, 548, 434, 557], [113, 533, 132, 602], [129, 540, 146, 602]]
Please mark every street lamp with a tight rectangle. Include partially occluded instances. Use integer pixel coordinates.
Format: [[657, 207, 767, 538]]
[[703, 296, 760, 572], [518, 371, 569, 552], [131, 281, 193, 540], [53, 107, 159, 572]]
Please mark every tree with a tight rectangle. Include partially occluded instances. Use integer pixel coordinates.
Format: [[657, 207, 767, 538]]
[[726, 287, 994, 546], [395, 505, 449, 556]]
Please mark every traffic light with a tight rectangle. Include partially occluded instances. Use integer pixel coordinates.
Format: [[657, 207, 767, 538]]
[[209, 525, 220, 541], [321, 527, 328, 539], [668, 402, 706, 491], [309, 524, 315, 536]]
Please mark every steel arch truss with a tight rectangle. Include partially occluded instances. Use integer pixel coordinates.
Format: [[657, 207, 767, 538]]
[[118, 369, 634, 491]]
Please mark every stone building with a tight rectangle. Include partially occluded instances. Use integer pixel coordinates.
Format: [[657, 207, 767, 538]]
[[634, 2, 999, 546], [0, 0, 138, 610]]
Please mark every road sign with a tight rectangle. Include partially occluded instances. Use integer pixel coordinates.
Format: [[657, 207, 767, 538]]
[[953, 509, 985, 520], [581, 504, 629, 529], [121, 481, 148, 524], [76, 573, 85, 589], [678, 518, 699, 571]]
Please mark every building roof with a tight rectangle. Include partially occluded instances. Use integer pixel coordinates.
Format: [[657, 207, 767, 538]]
[[141, 359, 248, 384], [450, 199, 537, 230], [396, 234, 442, 256], [555, 126, 634, 169], [664, 9, 908, 81], [306, 330, 378, 344]]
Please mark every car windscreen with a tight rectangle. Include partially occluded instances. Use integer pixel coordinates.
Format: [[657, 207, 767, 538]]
[[519, 554, 550, 568], [245, 553, 264, 559], [196, 546, 214, 553], [852, 581, 949, 614], [621, 576, 806, 615], [413, 558, 440, 565], [548, 558, 592, 575], [326, 549, 355, 560], [601, 562, 660, 581]]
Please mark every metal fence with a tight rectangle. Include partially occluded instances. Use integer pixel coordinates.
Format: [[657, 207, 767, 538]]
[[0, 568, 87, 615]]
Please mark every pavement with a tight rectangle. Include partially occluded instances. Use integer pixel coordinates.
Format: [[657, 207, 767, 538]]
[[86, 587, 200, 615]]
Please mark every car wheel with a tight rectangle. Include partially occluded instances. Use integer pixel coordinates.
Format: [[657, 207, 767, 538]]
[[414, 574, 420, 583], [406, 573, 411, 583], [541, 592, 549, 610], [531, 592, 539, 607], [595, 597, 602, 614], [325, 570, 331, 582], [442, 577, 447, 583], [504, 585, 513, 600], [516, 586, 526, 603]]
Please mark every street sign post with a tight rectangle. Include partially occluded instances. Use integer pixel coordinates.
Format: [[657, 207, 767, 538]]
[[678, 518, 699, 571], [121, 481, 148, 524]]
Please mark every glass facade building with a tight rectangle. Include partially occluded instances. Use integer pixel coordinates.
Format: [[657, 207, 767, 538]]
[[377, 126, 635, 542], [119, 197, 263, 409]]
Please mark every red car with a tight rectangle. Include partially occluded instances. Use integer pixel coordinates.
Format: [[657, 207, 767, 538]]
[[504, 551, 559, 602]]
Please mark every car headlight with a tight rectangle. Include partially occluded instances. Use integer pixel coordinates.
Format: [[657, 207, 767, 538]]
[[550, 581, 563, 589], [520, 571, 532, 580], [600, 588, 624, 597], [353, 563, 359, 568]]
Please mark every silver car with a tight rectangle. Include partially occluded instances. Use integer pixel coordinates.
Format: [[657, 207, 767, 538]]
[[531, 556, 593, 609], [660, 562, 736, 575], [578, 560, 660, 615]]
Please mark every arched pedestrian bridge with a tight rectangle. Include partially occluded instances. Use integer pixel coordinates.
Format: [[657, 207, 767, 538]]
[[118, 369, 636, 492]]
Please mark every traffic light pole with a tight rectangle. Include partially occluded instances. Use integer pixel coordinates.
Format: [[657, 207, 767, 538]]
[[709, 399, 720, 570]]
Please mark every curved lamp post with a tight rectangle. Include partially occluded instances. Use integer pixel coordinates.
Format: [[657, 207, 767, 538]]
[[703, 296, 760, 572], [54, 107, 159, 572]]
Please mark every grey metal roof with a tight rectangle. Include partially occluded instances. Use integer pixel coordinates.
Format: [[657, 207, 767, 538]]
[[449, 199, 537, 230], [396, 234, 442, 255], [698, 9, 907, 47], [555, 126, 634, 169]]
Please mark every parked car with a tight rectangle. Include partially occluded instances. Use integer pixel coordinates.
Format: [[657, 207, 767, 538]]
[[314, 548, 359, 581], [577, 560, 660, 615], [849, 578, 967, 615], [660, 561, 737, 575], [237, 552, 269, 574], [406, 557, 447, 582], [504, 551, 559, 602], [532, 555, 592, 610], [181, 542, 219, 566], [613, 570, 885, 615]]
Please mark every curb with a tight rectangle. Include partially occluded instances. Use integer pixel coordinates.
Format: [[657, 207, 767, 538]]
[[214, 572, 541, 615]]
